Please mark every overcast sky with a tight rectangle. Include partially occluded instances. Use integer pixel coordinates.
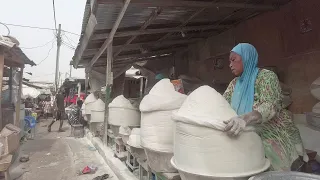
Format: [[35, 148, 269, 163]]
[[0, 0, 86, 83]]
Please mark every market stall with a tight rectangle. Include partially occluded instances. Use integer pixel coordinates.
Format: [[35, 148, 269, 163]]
[[72, 0, 320, 180], [0, 35, 35, 130]]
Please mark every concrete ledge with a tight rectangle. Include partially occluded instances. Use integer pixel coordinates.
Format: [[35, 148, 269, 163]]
[[85, 128, 138, 180]]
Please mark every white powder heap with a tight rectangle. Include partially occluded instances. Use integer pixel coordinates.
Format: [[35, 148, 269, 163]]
[[109, 95, 137, 110], [91, 99, 105, 111], [84, 93, 97, 104], [173, 85, 237, 130], [140, 79, 186, 112], [311, 77, 320, 100], [128, 128, 142, 148], [312, 102, 320, 114], [119, 126, 132, 136]]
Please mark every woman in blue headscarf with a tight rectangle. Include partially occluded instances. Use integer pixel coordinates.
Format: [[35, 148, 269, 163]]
[[223, 43, 308, 171]]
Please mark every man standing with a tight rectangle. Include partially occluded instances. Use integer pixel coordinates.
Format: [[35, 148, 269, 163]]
[[48, 90, 65, 132]]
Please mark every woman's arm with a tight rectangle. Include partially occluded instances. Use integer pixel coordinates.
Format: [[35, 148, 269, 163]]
[[253, 70, 282, 123]]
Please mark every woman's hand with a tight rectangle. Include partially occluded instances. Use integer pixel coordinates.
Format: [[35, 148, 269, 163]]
[[223, 116, 246, 136], [223, 111, 263, 136]]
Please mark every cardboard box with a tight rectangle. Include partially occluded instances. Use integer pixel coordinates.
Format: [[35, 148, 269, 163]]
[[0, 124, 21, 156]]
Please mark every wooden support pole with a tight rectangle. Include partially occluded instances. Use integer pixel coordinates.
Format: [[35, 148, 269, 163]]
[[0, 47, 4, 129], [8, 67, 12, 102], [103, 43, 113, 145], [15, 68, 24, 127], [85, 72, 89, 96]]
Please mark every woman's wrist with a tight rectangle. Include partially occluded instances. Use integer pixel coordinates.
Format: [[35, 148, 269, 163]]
[[242, 110, 263, 125]]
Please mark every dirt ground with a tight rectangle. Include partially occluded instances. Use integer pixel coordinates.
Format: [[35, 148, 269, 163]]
[[7, 118, 119, 180]]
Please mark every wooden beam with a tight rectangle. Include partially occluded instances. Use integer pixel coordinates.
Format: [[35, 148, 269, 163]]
[[86, 0, 132, 72], [73, 14, 97, 68], [83, 38, 202, 57], [92, 24, 229, 40], [156, 0, 220, 44], [158, 6, 209, 42], [85, 72, 89, 95], [114, 7, 162, 57], [90, 0, 99, 15], [103, 44, 113, 145], [15, 68, 24, 127], [90, 48, 181, 67], [98, 0, 276, 10]]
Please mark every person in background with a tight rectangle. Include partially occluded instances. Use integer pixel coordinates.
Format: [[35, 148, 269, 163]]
[[223, 43, 308, 171], [43, 97, 51, 120], [48, 90, 65, 132]]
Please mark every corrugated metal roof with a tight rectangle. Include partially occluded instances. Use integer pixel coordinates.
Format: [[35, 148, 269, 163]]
[[0, 36, 36, 67], [74, 0, 292, 72]]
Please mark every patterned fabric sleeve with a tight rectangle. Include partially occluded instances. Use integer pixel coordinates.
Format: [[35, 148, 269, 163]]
[[254, 70, 282, 122], [223, 78, 237, 104]]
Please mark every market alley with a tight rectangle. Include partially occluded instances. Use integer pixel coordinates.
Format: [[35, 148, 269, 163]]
[[8, 119, 118, 180]]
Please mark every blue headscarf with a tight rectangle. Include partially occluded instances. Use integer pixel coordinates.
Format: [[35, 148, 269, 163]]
[[231, 43, 259, 115]]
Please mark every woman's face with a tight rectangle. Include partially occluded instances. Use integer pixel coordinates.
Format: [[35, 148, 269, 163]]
[[229, 52, 244, 76]]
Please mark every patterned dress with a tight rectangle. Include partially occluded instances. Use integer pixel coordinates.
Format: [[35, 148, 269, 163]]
[[223, 69, 307, 171]]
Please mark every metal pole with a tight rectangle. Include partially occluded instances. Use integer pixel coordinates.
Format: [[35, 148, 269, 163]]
[[103, 42, 113, 145], [54, 24, 62, 92], [0, 47, 4, 129]]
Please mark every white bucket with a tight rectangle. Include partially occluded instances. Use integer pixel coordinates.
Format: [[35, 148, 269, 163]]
[[91, 110, 105, 123], [128, 146, 146, 161], [143, 147, 177, 173], [171, 158, 251, 180], [120, 134, 129, 145], [173, 121, 270, 178], [108, 107, 140, 127]]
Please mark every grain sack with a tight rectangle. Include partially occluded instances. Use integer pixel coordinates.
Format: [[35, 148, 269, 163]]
[[108, 95, 140, 127], [172, 86, 269, 179], [84, 93, 98, 115], [311, 77, 320, 100], [139, 79, 186, 172]]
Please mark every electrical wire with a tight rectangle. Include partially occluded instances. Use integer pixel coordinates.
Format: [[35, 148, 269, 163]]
[[63, 34, 77, 47], [0, 22, 10, 36], [52, 0, 58, 31], [62, 40, 75, 49], [36, 40, 55, 65], [0, 22, 80, 36], [61, 40, 76, 50], [20, 38, 55, 49]]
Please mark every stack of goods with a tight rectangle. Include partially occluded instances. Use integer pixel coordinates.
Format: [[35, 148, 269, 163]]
[[90, 99, 105, 136], [172, 86, 270, 180], [280, 82, 293, 109], [90, 99, 105, 123], [108, 95, 140, 137], [119, 126, 131, 145], [308, 77, 320, 131], [127, 128, 146, 161], [140, 79, 186, 172], [83, 93, 98, 121]]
